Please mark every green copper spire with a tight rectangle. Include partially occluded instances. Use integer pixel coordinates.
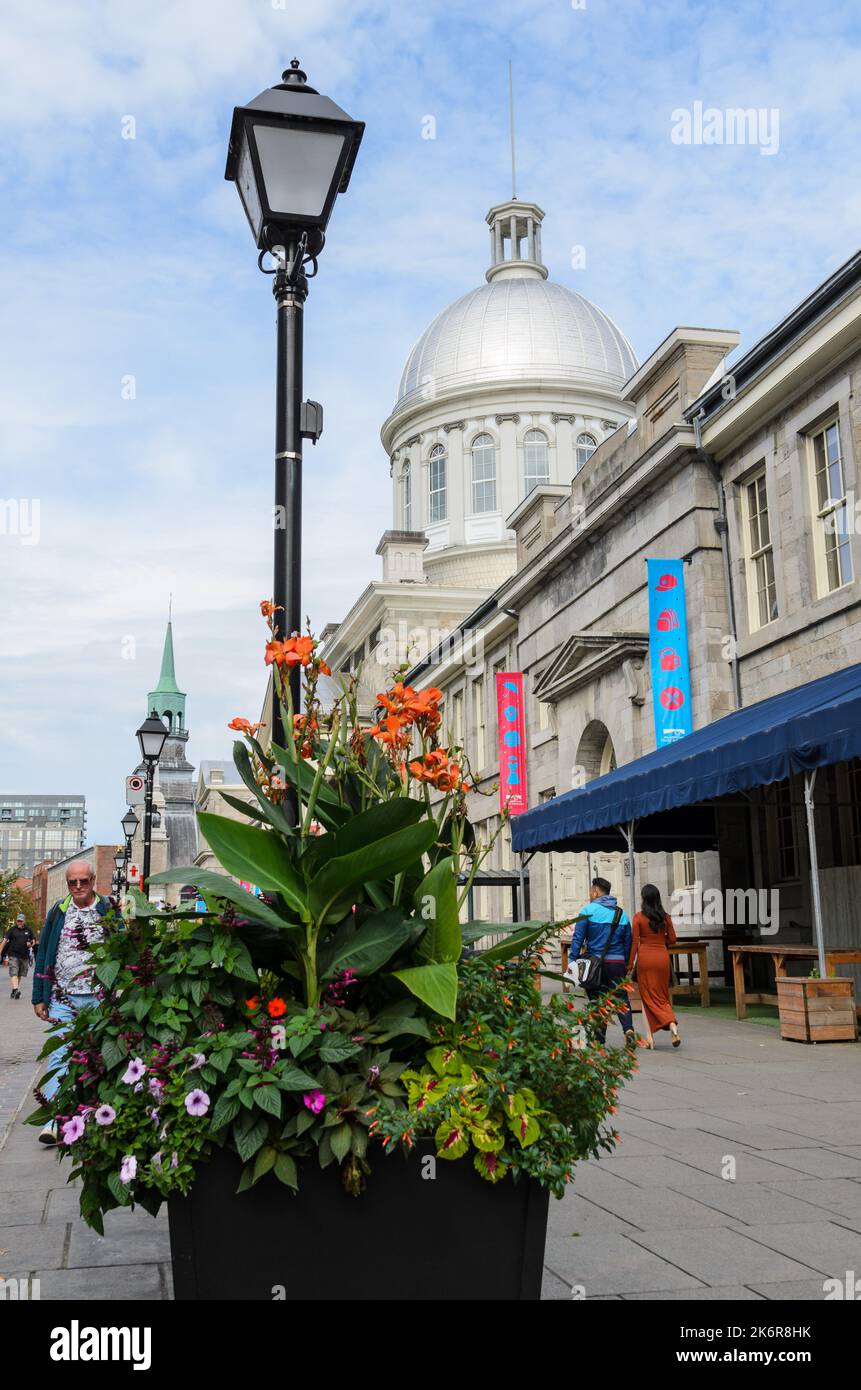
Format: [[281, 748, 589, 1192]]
[[147, 620, 187, 733]]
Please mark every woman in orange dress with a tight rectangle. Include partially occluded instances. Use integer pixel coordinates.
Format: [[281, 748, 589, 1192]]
[[628, 883, 680, 1049]]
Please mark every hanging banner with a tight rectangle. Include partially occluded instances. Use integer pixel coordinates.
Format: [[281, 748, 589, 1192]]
[[495, 672, 528, 815], [647, 558, 693, 746]]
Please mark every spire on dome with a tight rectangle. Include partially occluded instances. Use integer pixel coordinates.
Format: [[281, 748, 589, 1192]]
[[147, 618, 187, 734], [485, 199, 548, 282]]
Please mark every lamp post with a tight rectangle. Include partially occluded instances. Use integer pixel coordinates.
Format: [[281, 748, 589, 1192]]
[[136, 713, 169, 897], [121, 808, 138, 892], [224, 58, 364, 762], [113, 848, 125, 894]]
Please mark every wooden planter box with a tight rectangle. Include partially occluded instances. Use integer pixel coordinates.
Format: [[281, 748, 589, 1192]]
[[776, 976, 858, 1043]]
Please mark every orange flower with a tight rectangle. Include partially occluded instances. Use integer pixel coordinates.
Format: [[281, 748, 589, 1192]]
[[265, 634, 316, 669], [293, 712, 318, 759], [318, 659, 332, 677], [260, 600, 280, 619], [267, 998, 287, 1018], [368, 712, 413, 751], [408, 749, 468, 792], [246, 996, 260, 1012], [228, 717, 260, 736]]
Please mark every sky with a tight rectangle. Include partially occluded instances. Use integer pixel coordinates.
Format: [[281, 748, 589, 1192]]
[[2, 0, 861, 848]]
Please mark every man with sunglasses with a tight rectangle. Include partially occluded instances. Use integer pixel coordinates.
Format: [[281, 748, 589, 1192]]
[[32, 860, 111, 1145]]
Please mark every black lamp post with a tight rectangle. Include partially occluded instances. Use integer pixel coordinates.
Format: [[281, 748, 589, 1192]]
[[136, 713, 169, 896], [224, 58, 364, 761], [113, 848, 125, 893], [121, 808, 138, 891]]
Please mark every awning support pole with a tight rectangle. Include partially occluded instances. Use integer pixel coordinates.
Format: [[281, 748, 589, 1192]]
[[619, 821, 637, 920], [518, 853, 526, 924], [803, 769, 827, 978]]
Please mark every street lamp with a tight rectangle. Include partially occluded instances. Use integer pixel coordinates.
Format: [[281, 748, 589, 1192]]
[[224, 58, 364, 764], [136, 712, 169, 896], [121, 808, 138, 894]]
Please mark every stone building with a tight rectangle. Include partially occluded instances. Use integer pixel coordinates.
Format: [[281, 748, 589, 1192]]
[[193, 760, 250, 874], [320, 195, 637, 713]]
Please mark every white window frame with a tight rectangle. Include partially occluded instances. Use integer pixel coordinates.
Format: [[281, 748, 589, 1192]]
[[742, 467, 778, 631], [428, 445, 447, 523], [523, 429, 550, 494], [402, 462, 412, 530], [471, 434, 497, 513], [472, 676, 486, 770], [575, 432, 597, 471], [807, 418, 853, 596]]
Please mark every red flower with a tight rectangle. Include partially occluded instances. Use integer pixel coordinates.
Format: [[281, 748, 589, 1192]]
[[245, 996, 260, 1012], [266, 998, 287, 1019]]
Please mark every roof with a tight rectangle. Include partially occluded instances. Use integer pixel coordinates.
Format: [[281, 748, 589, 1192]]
[[512, 661, 861, 854], [198, 760, 242, 785]]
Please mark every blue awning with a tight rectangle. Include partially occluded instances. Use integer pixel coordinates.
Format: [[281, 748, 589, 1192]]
[[512, 660, 861, 855]]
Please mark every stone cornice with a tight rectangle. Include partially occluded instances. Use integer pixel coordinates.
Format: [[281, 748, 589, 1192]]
[[535, 632, 649, 704]]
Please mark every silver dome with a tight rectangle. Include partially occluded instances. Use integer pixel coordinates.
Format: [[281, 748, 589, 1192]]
[[394, 278, 638, 412]]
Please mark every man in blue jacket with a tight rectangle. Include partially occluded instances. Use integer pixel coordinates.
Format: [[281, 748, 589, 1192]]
[[32, 860, 112, 1145], [570, 876, 636, 1047]]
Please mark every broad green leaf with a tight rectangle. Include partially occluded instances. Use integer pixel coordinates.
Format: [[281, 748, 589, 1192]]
[[435, 1116, 468, 1159], [304, 798, 426, 877], [479, 924, 548, 964], [252, 1085, 282, 1119], [391, 961, 458, 1021], [273, 1151, 298, 1189], [231, 740, 296, 837], [318, 908, 416, 981], [211, 1093, 241, 1130], [274, 1063, 319, 1092], [414, 857, 461, 964], [252, 1145, 277, 1183], [507, 1110, 540, 1147], [94, 960, 121, 989], [196, 813, 307, 918], [309, 820, 438, 923], [147, 867, 300, 934], [318, 1035, 362, 1064], [106, 1171, 133, 1206], [330, 1123, 352, 1163], [233, 1113, 268, 1163], [474, 1150, 509, 1183]]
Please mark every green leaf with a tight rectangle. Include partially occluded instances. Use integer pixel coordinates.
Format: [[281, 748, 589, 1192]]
[[473, 1150, 509, 1183], [305, 798, 426, 876], [274, 1152, 298, 1190], [196, 813, 308, 918], [295, 1107, 316, 1136], [414, 857, 461, 964], [310, 821, 438, 923], [274, 1063, 319, 1092], [147, 867, 300, 933], [318, 908, 416, 981], [435, 1117, 469, 1159], [391, 961, 458, 1021], [211, 1093, 241, 1130], [330, 1123, 352, 1163], [252, 1085, 282, 1119], [252, 1145, 277, 1184], [106, 1171, 132, 1206], [231, 740, 296, 837], [507, 1110, 540, 1147], [233, 1114, 269, 1163], [479, 924, 548, 964], [94, 959, 121, 989], [319, 1035, 362, 1064]]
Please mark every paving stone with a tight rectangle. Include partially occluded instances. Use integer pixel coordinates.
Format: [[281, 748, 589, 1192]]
[[552, 1190, 643, 1234], [656, 1143, 809, 1184], [23, 1263, 166, 1301], [663, 1176, 836, 1225], [558, 1166, 729, 1230], [0, 1193, 47, 1226], [747, 1279, 836, 1300], [543, 1230, 704, 1297], [765, 1179, 861, 1222], [0, 1223, 68, 1272], [759, 1148, 861, 1180], [541, 1267, 573, 1300], [66, 1217, 170, 1268], [724, 1221, 861, 1277], [622, 1285, 765, 1300], [624, 1227, 821, 1285], [584, 1153, 733, 1188]]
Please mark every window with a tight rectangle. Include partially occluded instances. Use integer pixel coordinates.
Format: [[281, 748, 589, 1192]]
[[599, 733, 617, 777], [428, 445, 447, 522], [450, 690, 464, 746], [744, 470, 778, 629], [471, 435, 497, 513], [809, 419, 853, 594], [775, 782, 797, 879], [682, 851, 696, 887], [523, 429, 549, 493], [575, 432, 597, 471], [472, 677, 486, 769], [401, 463, 412, 530]]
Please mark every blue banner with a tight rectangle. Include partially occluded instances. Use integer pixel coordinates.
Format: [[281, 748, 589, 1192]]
[[647, 558, 693, 746]]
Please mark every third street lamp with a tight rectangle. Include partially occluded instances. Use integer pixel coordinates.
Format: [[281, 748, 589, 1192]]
[[135, 713, 169, 897]]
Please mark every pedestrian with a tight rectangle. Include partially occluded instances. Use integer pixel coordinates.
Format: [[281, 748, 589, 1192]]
[[31, 861, 112, 1145], [629, 882, 680, 1049], [1, 912, 36, 999], [569, 876, 636, 1048]]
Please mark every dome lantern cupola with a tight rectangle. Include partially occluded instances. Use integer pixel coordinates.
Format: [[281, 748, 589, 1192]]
[[485, 198, 548, 282]]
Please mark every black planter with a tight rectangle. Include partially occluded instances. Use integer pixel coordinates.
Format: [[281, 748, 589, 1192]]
[[168, 1142, 549, 1300]]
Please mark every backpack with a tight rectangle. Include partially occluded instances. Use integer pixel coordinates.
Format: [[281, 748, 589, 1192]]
[[565, 907, 624, 990]]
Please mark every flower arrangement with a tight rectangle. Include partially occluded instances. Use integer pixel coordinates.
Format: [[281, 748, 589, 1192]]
[[28, 603, 634, 1230]]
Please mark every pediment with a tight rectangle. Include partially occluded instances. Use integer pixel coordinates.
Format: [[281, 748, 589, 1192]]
[[534, 631, 649, 704]]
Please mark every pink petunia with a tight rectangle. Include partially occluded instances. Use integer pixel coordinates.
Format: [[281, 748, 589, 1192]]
[[94, 1105, 116, 1126], [184, 1089, 210, 1117], [303, 1089, 326, 1114], [61, 1115, 85, 1144], [122, 1058, 146, 1085], [120, 1155, 137, 1184]]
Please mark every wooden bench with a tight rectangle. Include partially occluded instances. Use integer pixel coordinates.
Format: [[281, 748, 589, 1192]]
[[728, 944, 861, 1020]]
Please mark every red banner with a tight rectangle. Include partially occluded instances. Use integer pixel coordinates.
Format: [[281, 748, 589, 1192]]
[[495, 672, 528, 815]]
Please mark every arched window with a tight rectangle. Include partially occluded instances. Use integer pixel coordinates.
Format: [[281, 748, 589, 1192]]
[[523, 429, 549, 493], [600, 733, 617, 777], [162, 710, 173, 731], [428, 444, 447, 523], [402, 462, 411, 529], [471, 434, 496, 513], [576, 432, 598, 471]]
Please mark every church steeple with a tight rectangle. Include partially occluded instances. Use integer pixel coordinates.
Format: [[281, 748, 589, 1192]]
[[147, 620, 187, 734], [485, 199, 549, 282]]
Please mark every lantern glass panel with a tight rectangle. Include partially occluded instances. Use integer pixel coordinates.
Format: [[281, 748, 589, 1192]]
[[254, 124, 346, 220]]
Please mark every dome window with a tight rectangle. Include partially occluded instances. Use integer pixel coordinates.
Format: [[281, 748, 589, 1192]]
[[576, 432, 598, 471], [402, 462, 412, 529], [428, 445, 447, 523], [471, 435, 497, 514], [523, 429, 550, 493]]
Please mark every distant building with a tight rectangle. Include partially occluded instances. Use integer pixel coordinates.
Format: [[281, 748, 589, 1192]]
[[31, 845, 117, 922], [194, 760, 252, 874], [0, 794, 86, 876]]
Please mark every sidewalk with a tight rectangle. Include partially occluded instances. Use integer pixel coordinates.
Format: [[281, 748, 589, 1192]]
[[2, 991, 859, 1300]]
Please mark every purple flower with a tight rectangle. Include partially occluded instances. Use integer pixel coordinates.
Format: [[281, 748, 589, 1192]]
[[148, 1076, 164, 1098], [188, 1053, 207, 1071], [152, 1151, 163, 1170], [120, 1155, 137, 1184], [61, 1115, 85, 1144], [122, 1058, 146, 1084], [94, 1105, 116, 1126], [184, 1089, 210, 1117], [303, 1089, 326, 1114], [171, 1152, 178, 1169], [149, 1108, 160, 1124]]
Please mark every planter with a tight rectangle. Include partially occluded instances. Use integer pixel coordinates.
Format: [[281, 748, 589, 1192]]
[[776, 976, 858, 1043], [168, 1141, 550, 1300]]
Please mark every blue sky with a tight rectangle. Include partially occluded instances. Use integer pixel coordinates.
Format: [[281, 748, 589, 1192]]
[[2, 0, 861, 849]]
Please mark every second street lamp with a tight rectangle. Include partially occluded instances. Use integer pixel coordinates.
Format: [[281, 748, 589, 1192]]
[[136, 713, 169, 897], [224, 59, 364, 767], [121, 808, 138, 893]]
